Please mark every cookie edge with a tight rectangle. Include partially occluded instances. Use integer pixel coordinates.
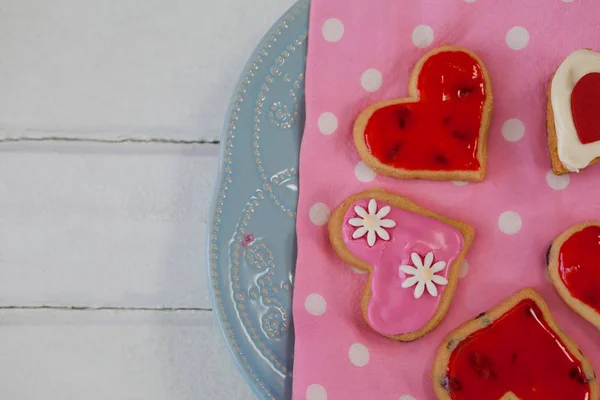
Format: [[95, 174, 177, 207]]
[[547, 81, 572, 175]]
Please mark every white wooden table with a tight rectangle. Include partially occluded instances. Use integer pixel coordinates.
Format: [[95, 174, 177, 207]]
[[0, 0, 296, 398]]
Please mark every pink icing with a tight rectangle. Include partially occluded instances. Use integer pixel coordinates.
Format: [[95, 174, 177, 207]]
[[341, 198, 464, 336]]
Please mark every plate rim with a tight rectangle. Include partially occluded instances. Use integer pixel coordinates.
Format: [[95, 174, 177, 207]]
[[206, 1, 308, 399]]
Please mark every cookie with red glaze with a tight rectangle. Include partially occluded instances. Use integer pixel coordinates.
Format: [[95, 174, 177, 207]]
[[354, 46, 493, 181], [432, 288, 598, 400], [548, 222, 600, 330]]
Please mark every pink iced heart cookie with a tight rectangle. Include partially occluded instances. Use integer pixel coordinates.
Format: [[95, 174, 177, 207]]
[[328, 189, 474, 341]]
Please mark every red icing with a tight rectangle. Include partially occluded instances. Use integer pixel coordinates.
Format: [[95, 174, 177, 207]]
[[445, 299, 591, 400], [571, 72, 600, 145], [363, 50, 487, 171], [559, 225, 600, 313], [242, 233, 255, 247]]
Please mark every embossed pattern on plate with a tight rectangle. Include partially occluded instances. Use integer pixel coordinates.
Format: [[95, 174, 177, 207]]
[[207, 1, 308, 399]]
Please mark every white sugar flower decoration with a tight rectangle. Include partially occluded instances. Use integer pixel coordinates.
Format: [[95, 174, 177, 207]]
[[349, 199, 396, 247], [400, 252, 448, 299]]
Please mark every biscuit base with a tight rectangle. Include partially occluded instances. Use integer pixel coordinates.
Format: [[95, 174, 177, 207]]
[[328, 188, 474, 341], [547, 84, 572, 175], [548, 222, 600, 331], [353, 46, 493, 182], [432, 288, 599, 400]]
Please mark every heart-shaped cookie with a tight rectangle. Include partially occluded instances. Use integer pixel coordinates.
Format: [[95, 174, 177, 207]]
[[548, 49, 600, 174], [354, 46, 493, 181], [548, 222, 600, 330], [328, 188, 473, 341], [433, 288, 598, 400], [572, 72, 600, 144]]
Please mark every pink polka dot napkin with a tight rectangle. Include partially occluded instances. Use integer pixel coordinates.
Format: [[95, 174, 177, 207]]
[[293, 1, 600, 399]]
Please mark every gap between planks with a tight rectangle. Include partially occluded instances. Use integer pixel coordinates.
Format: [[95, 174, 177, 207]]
[[0, 137, 220, 145], [0, 305, 213, 312]]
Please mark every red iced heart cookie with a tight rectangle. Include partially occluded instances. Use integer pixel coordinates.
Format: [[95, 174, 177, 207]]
[[548, 222, 600, 330], [432, 288, 599, 400], [571, 72, 600, 144], [354, 46, 493, 182]]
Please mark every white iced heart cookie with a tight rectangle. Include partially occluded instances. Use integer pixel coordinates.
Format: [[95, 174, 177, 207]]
[[548, 49, 600, 174]]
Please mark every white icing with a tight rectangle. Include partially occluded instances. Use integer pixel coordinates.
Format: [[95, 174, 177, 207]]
[[348, 199, 396, 247], [551, 49, 600, 172], [400, 252, 448, 299]]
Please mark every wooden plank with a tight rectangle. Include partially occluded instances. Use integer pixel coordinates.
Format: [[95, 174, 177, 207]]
[[0, 0, 296, 142], [0, 142, 220, 308], [0, 309, 255, 400]]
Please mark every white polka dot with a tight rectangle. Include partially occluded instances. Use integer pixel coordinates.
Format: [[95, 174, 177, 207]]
[[562, 0, 574, 2], [309, 203, 330, 226], [506, 26, 530, 50], [498, 211, 522, 235], [459, 260, 469, 278], [464, 0, 476, 2], [352, 267, 368, 275], [318, 112, 338, 135], [502, 118, 525, 142], [305, 293, 327, 316], [546, 169, 570, 190], [354, 161, 376, 182], [399, 396, 417, 400], [322, 18, 344, 42], [412, 25, 434, 48], [349, 343, 370, 367], [361, 68, 383, 92], [453, 181, 469, 187], [306, 384, 327, 400]]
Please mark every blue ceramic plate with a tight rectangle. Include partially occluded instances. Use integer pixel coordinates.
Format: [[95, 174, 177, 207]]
[[207, 1, 308, 399]]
